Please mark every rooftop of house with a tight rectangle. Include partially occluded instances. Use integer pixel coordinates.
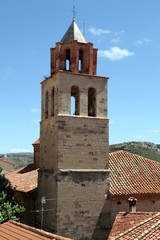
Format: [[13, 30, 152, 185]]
[[0, 158, 15, 174], [108, 212, 160, 239], [0, 158, 15, 166], [0, 220, 73, 240], [6, 164, 38, 193], [109, 150, 160, 197]]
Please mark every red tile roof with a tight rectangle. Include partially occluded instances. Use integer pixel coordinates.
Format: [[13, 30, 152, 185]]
[[108, 212, 160, 239], [0, 158, 15, 166], [109, 150, 160, 196], [6, 164, 38, 193], [0, 220, 73, 240], [32, 139, 40, 145]]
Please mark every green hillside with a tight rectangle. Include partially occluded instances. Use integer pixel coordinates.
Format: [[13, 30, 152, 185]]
[[3, 153, 33, 168], [109, 141, 160, 163]]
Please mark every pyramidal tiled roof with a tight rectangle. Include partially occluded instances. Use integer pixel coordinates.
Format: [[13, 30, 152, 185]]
[[61, 19, 87, 43], [109, 150, 160, 196], [108, 212, 160, 239]]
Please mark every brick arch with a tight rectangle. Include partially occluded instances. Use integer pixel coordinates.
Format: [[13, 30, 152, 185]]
[[78, 49, 84, 72]]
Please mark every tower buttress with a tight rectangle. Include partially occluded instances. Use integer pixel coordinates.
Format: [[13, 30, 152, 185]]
[[38, 19, 109, 240]]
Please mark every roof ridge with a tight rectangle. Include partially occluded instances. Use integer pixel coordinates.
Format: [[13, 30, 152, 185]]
[[109, 150, 125, 154], [116, 213, 160, 239], [0, 158, 15, 166]]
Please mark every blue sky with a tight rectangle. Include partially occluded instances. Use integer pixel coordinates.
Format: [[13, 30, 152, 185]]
[[0, 0, 160, 153]]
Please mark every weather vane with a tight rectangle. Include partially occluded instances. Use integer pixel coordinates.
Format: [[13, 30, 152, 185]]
[[72, 0, 77, 20]]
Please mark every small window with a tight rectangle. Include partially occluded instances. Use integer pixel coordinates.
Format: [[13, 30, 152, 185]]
[[66, 49, 70, 71], [71, 86, 80, 115], [51, 88, 55, 116], [45, 91, 49, 119], [88, 88, 96, 117]]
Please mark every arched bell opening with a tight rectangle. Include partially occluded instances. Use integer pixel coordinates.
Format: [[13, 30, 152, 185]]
[[70, 85, 80, 115], [88, 88, 96, 117]]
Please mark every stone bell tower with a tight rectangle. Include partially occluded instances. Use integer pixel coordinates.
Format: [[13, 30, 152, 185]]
[[38, 18, 109, 240]]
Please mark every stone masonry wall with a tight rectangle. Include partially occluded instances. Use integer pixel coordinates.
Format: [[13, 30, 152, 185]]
[[57, 115, 109, 169], [56, 170, 109, 240]]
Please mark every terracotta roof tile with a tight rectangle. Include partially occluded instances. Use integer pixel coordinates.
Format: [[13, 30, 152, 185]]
[[0, 220, 73, 240], [109, 151, 160, 196], [108, 212, 160, 239], [6, 164, 38, 193]]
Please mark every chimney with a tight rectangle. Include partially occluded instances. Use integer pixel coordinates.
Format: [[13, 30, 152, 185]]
[[128, 197, 137, 213], [32, 139, 40, 168]]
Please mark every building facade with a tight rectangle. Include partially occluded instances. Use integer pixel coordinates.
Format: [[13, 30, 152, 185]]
[[38, 19, 110, 240]]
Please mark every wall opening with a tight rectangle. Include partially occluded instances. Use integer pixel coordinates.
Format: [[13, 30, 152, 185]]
[[78, 50, 83, 72], [51, 87, 55, 116], [71, 86, 80, 115], [45, 91, 49, 119], [88, 88, 96, 117], [65, 49, 71, 71]]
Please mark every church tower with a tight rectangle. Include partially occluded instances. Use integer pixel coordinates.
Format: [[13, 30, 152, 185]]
[[38, 18, 109, 240]]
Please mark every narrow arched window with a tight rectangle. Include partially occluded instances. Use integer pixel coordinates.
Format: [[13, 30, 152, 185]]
[[71, 86, 80, 115], [45, 91, 49, 119], [51, 87, 55, 116], [66, 49, 70, 71], [88, 88, 96, 117], [78, 50, 83, 72]]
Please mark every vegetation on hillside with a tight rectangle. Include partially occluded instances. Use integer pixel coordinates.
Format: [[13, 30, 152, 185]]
[[109, 141, 160, 162], [3, 153, 33, 168], [0, 167, 25, 224]]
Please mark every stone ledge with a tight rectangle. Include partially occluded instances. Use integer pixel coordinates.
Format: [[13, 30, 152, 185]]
[[59, 169, 110, 173]]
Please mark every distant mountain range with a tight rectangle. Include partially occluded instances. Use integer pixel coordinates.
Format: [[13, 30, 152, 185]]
[[1, 142, 160, 168], [109, 141, 160, 163]]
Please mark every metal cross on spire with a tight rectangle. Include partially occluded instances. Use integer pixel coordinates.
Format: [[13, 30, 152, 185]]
[[72, 0, 77, 20]]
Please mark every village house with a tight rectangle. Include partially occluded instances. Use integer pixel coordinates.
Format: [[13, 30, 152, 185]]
[[0, 158, 15, 174]]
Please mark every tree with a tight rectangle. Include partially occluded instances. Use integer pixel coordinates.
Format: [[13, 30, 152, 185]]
[[0, 167, 25, 224]]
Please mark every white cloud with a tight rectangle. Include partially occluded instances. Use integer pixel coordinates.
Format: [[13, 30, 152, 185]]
[[135, 40, 143, 46], [135, 38, 152, 46], [89, 27, 111, 35], [98, 47, 135, 61], [133, 135, 146, 139], [111, 38, 121, 44], [9, 148, 31, 153], [152, 130, 160, 133], [31, 108, 40, 113], [115, 30, 125, 36], [31, 119, 40, 124], [144, 38, 152, 43]]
